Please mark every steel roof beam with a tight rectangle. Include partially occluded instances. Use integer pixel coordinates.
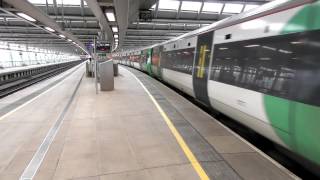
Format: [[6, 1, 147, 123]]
[[49, 15, 97, 21], [126, 29, 189, 33], [149, 19, 215, 24], [0, 32, 53, 36], [125, 36, 174, 40], [2, 40, 71, 44], [2, 0, 89, 54], [85, 0, 113, 43], [124, 39, 164, 42], [65, 27, 100, 31]]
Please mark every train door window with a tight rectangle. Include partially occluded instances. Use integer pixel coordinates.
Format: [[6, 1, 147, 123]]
[[161, 48, 195, 74]]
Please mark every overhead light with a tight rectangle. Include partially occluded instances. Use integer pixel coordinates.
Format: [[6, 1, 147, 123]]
[[291, 41, 303, 44], [105, 11, 116, 22], [72, 42, 76, 44], [244, 44, 260, 48], [16, 12, 36, 22], [67, 39, 72, 42], [115, 39, 119, 42], [114, 34, 119, 38], [219, 47, 228, 50], [112, 26, 118, 33], [59, 34, 66, 38], [44, 26, 55, 32]]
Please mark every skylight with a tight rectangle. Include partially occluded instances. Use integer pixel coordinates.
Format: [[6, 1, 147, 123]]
[[158, 0, 180, 10], [28, 0, 53, 4], [150, 3, 156, 9], [243, 4, 259, 12], [202, 2, 223, 13], [28, 0, 87, 6], [181, 1, 202, 12], [223, 4, 244, 14], [56, 0, 87, 6]]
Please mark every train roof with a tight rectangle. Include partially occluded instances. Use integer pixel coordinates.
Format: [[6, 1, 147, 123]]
[[119, 0, 313, 54]]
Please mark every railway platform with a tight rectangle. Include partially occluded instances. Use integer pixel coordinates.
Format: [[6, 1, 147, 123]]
[[0, 64, 298, 180]]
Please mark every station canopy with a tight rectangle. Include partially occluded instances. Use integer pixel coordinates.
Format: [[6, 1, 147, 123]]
[[0, 0, 271, 59]]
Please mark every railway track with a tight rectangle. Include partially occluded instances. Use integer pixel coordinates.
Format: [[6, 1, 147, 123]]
[[0, 61, 82, 98]]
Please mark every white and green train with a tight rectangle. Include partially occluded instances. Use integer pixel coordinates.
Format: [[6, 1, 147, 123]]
[[113, 0, 320, 171]]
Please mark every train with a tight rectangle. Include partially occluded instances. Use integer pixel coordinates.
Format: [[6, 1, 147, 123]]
[[112, 0, 320, 172]]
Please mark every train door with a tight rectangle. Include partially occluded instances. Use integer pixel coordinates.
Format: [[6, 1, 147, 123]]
[[151, 46, 162, 78], [146, 48, 153, 75], [193, 31, 213, 106]]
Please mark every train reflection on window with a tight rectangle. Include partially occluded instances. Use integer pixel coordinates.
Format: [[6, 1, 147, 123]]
[[161, 48, 195, 75], [210, 30, 320, 106]]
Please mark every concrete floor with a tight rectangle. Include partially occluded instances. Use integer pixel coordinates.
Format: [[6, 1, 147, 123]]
[[0, 64, 298, 180]]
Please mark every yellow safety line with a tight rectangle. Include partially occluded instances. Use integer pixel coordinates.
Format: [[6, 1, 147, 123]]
[[124, 67, 210, 180]]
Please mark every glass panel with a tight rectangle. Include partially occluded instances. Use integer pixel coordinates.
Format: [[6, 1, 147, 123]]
[[158, 0, 180, 10], [181, 1, 202, 12], [243, 4, 259, 12], [28, 0, 53, 4], [202, 3, 223, 13], [223, 4, 243, 14]]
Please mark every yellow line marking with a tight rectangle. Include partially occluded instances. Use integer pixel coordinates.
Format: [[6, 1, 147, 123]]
[[0, 63, 84, 121], [123, 67, 210, 180]]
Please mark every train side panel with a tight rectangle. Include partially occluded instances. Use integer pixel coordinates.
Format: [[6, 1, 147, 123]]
[[208, 2, 320, 165]]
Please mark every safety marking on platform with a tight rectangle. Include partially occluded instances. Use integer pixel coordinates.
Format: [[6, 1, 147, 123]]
[[123, 67, 210, 180], [19, 72, 84, 180], [0, 63, 84, 122]]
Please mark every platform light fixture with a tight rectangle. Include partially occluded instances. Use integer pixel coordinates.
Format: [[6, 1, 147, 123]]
[[44, 26, 55, 32], [105, 9, 116, 22], [59, 34, 66, 38], [114, 34, 119, 38], [67, 39, 72, 42], [112, 26, 118, 33], [16, 12, 36, 22]]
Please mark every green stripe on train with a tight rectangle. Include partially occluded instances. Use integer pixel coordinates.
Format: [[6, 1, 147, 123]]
[[264, 95, 320, 165], [265, 1, 320, 165], [281, 1, 320, 34]]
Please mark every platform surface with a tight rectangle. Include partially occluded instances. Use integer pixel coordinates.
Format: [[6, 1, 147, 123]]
[[0, 64, 298, 180]]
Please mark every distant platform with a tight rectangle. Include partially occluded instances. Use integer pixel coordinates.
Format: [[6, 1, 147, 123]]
[[0, 64, 298, 179], [0, 60, 80, 75]]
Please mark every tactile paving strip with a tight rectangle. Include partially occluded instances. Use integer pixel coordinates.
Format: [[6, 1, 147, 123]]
[[126, 67, 242, 180]]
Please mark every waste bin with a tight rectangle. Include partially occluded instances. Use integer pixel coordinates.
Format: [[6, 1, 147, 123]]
[[99, 60, 114, 91]]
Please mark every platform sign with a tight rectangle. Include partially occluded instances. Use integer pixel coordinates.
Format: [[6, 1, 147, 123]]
[[97, 45, 111, 53]]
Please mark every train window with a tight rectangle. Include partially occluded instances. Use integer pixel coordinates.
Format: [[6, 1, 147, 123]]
[[188, 42, 191, 46], [161, 48, 195, 74], [211, 29, 320, 106], [225, 34, 232, 40]]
